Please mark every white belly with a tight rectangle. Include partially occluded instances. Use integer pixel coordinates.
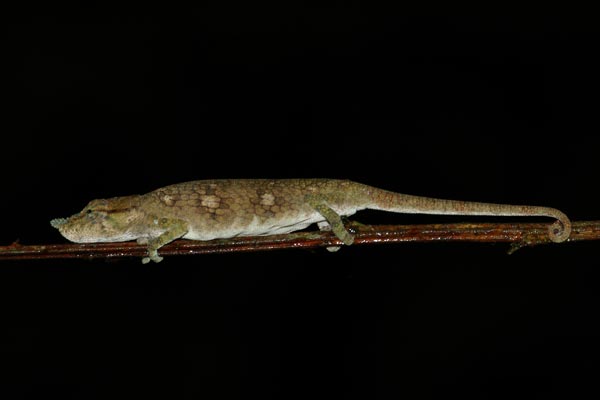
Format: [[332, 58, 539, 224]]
[[183, 213, 326, 241]]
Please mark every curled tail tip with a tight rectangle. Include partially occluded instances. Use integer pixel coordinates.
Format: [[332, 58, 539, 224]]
[[548, 216, 571, 243]]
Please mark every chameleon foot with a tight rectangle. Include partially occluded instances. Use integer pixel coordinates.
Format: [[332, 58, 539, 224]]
[[142, 249, 164, 264], [316, 214, 354, 251]]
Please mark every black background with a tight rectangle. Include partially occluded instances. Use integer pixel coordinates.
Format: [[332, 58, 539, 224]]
[[2, 5, 599, 399]]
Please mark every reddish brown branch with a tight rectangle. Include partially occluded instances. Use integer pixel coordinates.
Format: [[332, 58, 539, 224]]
[[1, 220, 598, 262]]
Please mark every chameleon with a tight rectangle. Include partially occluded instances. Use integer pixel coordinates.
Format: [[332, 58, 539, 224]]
[[50, 179, 571, 263]]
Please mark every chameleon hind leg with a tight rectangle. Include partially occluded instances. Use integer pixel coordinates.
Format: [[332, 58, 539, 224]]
[[306, 195, 355, 249]]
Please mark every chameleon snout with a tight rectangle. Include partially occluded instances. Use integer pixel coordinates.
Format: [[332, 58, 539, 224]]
[[50, 216, 86, 242]]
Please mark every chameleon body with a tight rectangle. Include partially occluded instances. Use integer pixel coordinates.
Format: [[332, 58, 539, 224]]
[[50, 179, 571, 263]]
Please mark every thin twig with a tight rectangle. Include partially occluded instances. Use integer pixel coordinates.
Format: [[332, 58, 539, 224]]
[[1, 220, 598, 262]]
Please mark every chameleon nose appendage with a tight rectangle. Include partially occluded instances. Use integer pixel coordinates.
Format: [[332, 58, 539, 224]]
[[50, 218, 68, 228]]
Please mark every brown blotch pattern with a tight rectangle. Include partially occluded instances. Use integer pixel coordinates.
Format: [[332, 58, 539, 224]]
[[148, 179, 357, 226]]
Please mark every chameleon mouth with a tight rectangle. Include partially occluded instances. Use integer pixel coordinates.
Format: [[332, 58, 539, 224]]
[[50, 218, 68, 228]]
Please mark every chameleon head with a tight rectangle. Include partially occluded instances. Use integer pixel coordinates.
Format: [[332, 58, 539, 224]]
[[50, 196, 144, 243]]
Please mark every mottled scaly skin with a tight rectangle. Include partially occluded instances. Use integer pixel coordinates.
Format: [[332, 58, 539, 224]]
[[143, 179, 366, 240], [50, 179, 571, 263]]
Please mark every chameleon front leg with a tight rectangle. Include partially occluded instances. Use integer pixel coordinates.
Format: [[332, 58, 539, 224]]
[[306, 195, 355, 247], [138, 218, 189, 264]]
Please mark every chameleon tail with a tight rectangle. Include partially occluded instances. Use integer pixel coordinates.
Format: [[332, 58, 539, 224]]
[[363, 186, 571, 243]]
